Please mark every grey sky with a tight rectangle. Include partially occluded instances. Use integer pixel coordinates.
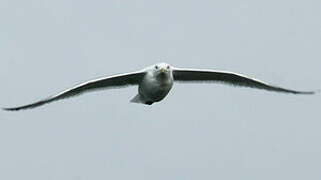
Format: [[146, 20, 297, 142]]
[[0, 0, 320, 179]]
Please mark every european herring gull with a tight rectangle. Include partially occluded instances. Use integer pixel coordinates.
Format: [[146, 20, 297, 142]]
[[3, 62, 316, 111]]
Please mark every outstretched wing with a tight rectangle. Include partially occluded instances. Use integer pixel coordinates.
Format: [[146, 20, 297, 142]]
[[173, 68, 315, 95], [3, 71, 145, 111]]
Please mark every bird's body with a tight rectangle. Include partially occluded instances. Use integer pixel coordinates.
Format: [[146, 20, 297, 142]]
[[135, 64, 174, 104], [3, 62, 317, 111]]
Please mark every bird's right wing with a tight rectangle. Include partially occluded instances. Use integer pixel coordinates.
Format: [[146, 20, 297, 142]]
[[3, 71, 146, 111], [173, 68, 316, 95]]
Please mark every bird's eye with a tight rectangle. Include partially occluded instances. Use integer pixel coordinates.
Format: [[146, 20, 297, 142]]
[[166, 65, 170, 69], [155, 65, 159, 69]]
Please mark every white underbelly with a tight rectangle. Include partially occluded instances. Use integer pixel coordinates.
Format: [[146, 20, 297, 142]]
[[139, 75, 173, 102]]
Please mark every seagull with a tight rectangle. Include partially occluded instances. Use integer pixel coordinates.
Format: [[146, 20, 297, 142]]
[[3, 62, 316, 111]]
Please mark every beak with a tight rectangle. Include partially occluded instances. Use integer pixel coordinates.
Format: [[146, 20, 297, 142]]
[[160, 68, 166, 73]]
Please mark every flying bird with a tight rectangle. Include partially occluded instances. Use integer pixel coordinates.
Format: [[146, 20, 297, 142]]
[[3, 62, 316, 111]]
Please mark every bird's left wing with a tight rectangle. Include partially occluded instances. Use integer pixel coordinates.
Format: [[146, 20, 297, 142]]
[[3, 71, 145, 111], [173, 68, 315, 95]]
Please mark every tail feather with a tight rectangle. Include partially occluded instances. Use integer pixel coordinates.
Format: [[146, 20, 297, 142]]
[[130, 94, 153, 105], [130, 94, 142, 104]]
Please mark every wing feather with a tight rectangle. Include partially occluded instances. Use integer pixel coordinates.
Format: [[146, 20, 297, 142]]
[[3, 71, 145, 111], [173, 68, 315, 95]]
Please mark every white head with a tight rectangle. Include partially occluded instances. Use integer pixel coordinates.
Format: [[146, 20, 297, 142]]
[[152, 62, 171, 73], [146, 62, 173, 80]]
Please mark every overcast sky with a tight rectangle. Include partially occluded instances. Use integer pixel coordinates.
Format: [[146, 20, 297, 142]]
[[0, 0, 320, 179]]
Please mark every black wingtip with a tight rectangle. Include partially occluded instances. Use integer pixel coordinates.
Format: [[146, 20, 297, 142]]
[[294, 89, 320, 95], [304, 89, 321, 95], [2, 107, 20, 111], [302, 91, 316, 95]]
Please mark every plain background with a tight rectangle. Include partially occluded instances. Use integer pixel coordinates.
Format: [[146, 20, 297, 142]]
[[0, 0, 320, 179]]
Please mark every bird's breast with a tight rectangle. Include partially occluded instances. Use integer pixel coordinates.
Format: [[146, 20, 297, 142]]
[[139, 73, 173, 102]]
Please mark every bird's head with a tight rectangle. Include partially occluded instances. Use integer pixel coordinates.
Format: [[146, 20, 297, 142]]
[[152, 62, 172, 76]]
